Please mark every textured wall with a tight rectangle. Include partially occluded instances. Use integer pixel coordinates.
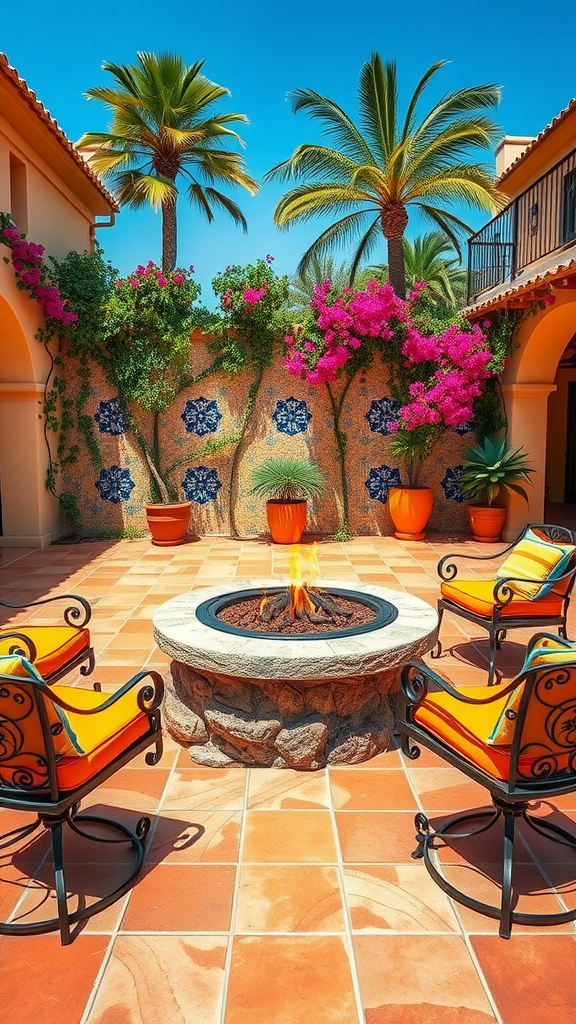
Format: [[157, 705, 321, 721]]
[[63, 338, 471, 537]]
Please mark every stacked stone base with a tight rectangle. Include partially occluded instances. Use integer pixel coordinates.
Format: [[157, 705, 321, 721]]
[[163, 660, 401, 769]]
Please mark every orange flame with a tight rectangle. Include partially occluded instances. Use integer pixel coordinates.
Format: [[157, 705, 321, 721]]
[[287, 544, 319, 618]]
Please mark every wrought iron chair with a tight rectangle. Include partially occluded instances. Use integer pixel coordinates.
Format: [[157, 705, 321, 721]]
[[0, 593, 95, 682], [433, 524, 576, 684], [401, 633, 576, 937], [0, 653, 163, 944]]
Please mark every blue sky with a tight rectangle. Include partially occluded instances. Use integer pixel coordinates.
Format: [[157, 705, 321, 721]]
[[2, 0, 576, 306]]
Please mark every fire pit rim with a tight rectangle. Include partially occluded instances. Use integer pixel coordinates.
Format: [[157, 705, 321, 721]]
[[195, 585, 399, 640], [153, 580, 439, 681]]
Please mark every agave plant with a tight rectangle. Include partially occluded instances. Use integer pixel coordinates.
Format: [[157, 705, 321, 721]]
[[460, 436, 535, 507], [249, 458, 325, 502]]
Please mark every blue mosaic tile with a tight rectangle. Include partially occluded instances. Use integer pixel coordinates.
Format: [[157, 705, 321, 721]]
[[366, 397, 401, 436], [181, 466, 222, 504], [365, 465, 402, 503], [94, 398, 125, 435], [272, 397, 312, 435], [181, 398, 222, 436], [95, 466, 135, 504], [441, 465, 465, 502]]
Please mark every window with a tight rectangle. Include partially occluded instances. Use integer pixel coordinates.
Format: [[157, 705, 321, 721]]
[[562, 167, 576, 243], [9, 153, 27, 232]]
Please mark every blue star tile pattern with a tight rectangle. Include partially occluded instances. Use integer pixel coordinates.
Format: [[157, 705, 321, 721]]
[[453, 419, 475, 435], [272, 397, 312, 435], [181, 397, 222, 436], [366, 397, 401, 435], [181, 466, 222, 504], [441, 465, 465, 502], [365, 465, 402, 503], [95, 466, 135, 504], [94, 398, 125, 435]]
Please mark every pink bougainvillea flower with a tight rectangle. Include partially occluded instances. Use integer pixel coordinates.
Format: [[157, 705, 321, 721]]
[[172, 274, 185, 284], [265, 254, 274, 263]]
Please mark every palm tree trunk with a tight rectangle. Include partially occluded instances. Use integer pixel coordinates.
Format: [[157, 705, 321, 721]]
[[381, 205, 409, 299], [162, 197, 177, 272], [386, 236, 407, 299]]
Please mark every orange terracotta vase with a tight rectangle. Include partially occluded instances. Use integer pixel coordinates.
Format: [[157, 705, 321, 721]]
[[466, 504, 506, 543], [144, 501, 193, 546], [266, 500, 307, 544], [388, 487, 434, 541]]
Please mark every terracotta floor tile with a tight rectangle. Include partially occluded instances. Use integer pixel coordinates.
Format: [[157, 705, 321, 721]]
[[471, 934, 576, 1024], [336, 811, 417, 863], [148, 810, 241, 863], [12, 860, 133, 934], [86, 935, 227, 1024], [330, 744, 402, 768], [353, 933, 497, 1024], [407, 767, 490, 812], [225, 935, 358, 1024], [242, 810, 338, 863], [235, 864, 345, 932], [163, 767, 247, 810], [83, 766, 170, 813], [330, 769, 417, 811], [344, 864, 458, 932], [247, 768, 330, 809], [0, 932, 110, 1024], [121, 863, 235, 931]]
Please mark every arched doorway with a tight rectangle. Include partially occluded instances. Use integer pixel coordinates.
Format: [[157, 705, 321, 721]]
[[0, 292, 60, 547], [501, 291, 576, 537]]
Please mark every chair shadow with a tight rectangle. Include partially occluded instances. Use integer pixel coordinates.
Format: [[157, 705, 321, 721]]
[[437, 638, 528, 681], [2, 803, 207, 939]]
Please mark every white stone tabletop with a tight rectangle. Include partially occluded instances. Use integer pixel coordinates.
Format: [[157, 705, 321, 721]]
[[153, 580, 438, 681]]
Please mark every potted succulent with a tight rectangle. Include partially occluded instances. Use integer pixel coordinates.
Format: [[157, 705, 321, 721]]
[[460, 435, 534, 542], [249, 458, 325, 543]]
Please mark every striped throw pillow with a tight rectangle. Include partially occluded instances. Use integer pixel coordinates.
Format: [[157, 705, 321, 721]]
[[495, 529, 575, 600]]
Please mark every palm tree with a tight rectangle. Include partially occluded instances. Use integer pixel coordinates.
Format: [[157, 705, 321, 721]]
[[79, 52, 258, 270], [265, 54, 502, 298], [370, 232, 468, 307]]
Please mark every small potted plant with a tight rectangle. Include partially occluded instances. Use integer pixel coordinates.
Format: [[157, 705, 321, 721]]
[[249, 458, 325, 543], [460, 435, 534, 542]]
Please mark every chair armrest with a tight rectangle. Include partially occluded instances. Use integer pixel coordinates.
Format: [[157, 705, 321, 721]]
[[0, 631, 37, 661], [45, 669, 164, 716], [493, 564, 576, 605], [0, 593, 91, 628], [437, 539, 517, 582], [401, 660, 522, 708]]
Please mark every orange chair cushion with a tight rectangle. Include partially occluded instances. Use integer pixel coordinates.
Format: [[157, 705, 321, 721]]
[[489, 637, 576, 746], [53, 682, 153, 790], [414, 685, 513, 781], [0, 626, 90, 679], [495, 529, 575, 600], [441, 579, 564, 619]]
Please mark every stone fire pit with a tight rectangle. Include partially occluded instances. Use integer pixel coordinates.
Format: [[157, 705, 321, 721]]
[[154, 581, 438, 769]]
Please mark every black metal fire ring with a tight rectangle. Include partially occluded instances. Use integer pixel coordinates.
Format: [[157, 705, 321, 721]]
[[195, 586, 399, 640]]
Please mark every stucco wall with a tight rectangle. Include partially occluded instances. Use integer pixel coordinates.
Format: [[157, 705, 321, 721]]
[[63, 339, 473, 539], [546, 367, 576, 502]]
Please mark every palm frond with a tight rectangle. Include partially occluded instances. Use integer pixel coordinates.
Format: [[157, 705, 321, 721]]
[[295, 210, 379, 278], [287, 88, 375, 165], [274, 183, 374, 227]]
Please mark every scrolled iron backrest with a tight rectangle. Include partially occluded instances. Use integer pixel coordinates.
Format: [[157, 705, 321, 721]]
[[510, 644, 576, 785], [0, 666, 59, 796]]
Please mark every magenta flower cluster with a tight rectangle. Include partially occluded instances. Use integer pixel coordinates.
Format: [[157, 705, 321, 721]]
[[284, 278, 493, 431], [116, 261, 191, 291], [2, 226, 77, 326], [243, 282, 268, 306], [285, 279, 407, 386]]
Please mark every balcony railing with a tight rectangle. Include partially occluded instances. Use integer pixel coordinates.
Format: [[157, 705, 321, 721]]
[[467, 144, 576, 303]]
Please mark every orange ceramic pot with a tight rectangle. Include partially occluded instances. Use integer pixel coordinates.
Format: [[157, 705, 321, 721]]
[[266, 499, 307, 544], [466, 504, 506, 543], [145, 501, 193, 546], [388, 487, 434, 541]]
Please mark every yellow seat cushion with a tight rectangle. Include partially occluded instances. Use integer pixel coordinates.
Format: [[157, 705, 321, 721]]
[[488, 636, 576, 745], [0, 626, 90, 679], [441, 579, 564, 619], [53, 682, 152, 790], [414, 684, 513, 781], [495, 529, 575, 600]]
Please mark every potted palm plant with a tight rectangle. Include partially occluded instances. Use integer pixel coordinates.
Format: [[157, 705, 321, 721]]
[[249, 458, 325, 543], [460, 435, 534, 542]]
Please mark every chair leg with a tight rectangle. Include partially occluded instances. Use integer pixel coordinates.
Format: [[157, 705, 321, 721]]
[[430, 604, 445, 659], [500, 806, 516, 939], [487, 628, 498, 685], [50, 821, 71, 946]]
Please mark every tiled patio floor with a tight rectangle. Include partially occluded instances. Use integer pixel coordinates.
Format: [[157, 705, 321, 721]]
[[1, 532, 576, 1024]]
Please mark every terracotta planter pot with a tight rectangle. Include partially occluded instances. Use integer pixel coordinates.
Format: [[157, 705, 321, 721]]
[[388, 487, 434, 541], [145, 501, 193, 546], [466, 504, 506, 543], [266, 499, 307, 544]]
